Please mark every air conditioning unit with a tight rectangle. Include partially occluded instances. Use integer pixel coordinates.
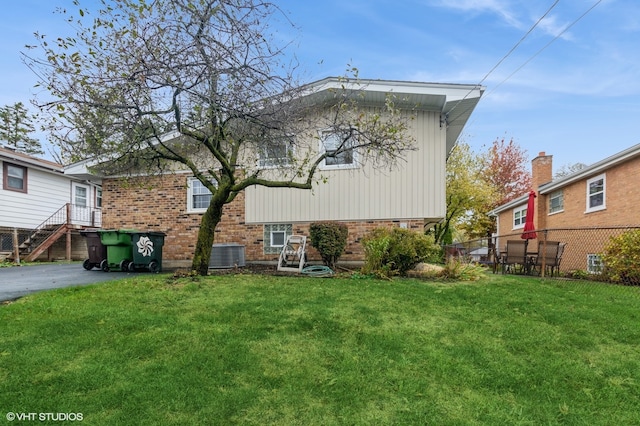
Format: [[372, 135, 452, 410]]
[[209, 243, 246, 269]]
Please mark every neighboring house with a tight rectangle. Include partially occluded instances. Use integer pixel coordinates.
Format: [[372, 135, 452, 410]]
[[0, 145, 102, 261], [489, 143, 640, 274], [65, 77, 484, 269]]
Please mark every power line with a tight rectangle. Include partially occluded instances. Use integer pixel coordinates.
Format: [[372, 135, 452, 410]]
[[446, 0, 561, 122], [485, 0, 603, 99], [448, 0, 603, 132], [477, 0, 560, 87]]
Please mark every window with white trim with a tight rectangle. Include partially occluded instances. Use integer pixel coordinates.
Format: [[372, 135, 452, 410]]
[[3, 162, 27, 193], [187, 178, 214, 213], [587, 254, 602, 274], [74, 185, 88, 207], [258, 137, 294, 168], [263, 223, 292, 254], [513, 205, 527, 229], [586, 174, 605, 213], [96, 188, 103, 208], [319, 130, 357, 169], [549, 190, 564, 214]]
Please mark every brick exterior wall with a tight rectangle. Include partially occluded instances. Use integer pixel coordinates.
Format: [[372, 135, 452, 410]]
[[494, 152, 640, 273], [497, 153, 640, 237], [102, 174, 425, 268]]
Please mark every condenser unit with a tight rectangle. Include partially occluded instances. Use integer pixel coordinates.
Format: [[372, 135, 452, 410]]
[[209, 243, 246, 268]]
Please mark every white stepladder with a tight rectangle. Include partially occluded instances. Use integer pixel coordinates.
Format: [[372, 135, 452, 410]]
[[277, 235, 307, 273]]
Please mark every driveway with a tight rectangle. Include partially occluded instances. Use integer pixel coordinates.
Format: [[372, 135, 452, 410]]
[[0, 263, 134, 302]]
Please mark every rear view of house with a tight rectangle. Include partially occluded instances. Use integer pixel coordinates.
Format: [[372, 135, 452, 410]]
[[0, 146, 102, 261], [66, 78, 484, 269]]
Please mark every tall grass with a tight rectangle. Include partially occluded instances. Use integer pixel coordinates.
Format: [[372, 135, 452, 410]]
[[1, 273, 639, 425]]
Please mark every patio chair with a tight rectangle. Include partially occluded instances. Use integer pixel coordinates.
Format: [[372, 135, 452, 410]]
[[501, 240, 528, 274], [530, 241, 562, 276], [489, 244, 501, 274], [550, 243, 567, 277]]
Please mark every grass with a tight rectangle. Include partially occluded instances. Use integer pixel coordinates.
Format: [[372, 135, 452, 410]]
[[1, 272, 639, 425]]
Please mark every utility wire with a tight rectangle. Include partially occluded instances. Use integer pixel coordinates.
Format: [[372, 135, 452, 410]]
[[484, 0, 603, 99], [446, 0, 561, 122], [448, 0, 603, 130], [477, 0, 560, 88]]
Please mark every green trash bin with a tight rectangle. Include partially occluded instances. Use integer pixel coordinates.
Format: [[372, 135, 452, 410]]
[[98, 229, 135, 272], [129, 231, 166, 273]]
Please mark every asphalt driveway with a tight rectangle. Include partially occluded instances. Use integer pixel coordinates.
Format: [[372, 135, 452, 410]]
[[0, 263, 133, 302]]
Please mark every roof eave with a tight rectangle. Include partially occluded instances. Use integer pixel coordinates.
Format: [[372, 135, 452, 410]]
[[540, 142, 640, 194]]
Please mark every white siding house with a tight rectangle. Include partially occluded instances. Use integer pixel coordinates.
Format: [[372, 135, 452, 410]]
[[0, 146, 102, 260]]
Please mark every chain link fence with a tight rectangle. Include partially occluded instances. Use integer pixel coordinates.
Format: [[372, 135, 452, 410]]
[[444, 226, 640, 290]]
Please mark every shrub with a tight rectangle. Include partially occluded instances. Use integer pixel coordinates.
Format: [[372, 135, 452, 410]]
[[309, 222, 349, 268], [601, 229, 640, 285], [442, 258, 485, 281], [361, 227, 440, 278]]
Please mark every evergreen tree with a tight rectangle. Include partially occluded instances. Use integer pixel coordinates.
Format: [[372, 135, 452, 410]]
[[0, 102, 43, 155]]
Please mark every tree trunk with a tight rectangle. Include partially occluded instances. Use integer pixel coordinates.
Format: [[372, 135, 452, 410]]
[[191, 196, 226, 276]]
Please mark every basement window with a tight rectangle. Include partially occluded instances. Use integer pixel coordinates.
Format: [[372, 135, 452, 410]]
[[587, 254, 602, 274], [264, 223, 292, 254]]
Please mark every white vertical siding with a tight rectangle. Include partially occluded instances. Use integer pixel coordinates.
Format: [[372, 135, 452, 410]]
[[0, 162, 72, 228], [245, 110, 447, 223]]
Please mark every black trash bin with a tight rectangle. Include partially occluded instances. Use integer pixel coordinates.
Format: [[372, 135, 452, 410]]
[[128, 231, 166, 273], [80, 229, 107, 270]]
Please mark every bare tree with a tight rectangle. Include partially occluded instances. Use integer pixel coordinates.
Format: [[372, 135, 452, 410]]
[[25, 0, 413, 275], [554, 162, 588, 179]]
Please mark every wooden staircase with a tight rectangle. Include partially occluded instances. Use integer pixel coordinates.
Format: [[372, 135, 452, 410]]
[[7, 203, 102, 262], [19, 224, 70, 262]]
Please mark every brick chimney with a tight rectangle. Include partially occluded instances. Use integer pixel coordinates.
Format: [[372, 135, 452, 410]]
[[531, 151, 553, 231], [531, 151, 553, 191]]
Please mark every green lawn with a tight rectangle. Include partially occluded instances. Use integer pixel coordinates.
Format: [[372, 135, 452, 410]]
[[1, 272, 639, 425]]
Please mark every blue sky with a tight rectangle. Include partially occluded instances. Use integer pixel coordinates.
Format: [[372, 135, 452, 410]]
[[1, 0, 639, 171]]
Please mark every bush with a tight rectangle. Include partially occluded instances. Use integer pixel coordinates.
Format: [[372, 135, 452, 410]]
[[601, 229, 640, 285], [361, 227, 440, 278], [309, 222, 349, 268], [442, 258, 485, 281]]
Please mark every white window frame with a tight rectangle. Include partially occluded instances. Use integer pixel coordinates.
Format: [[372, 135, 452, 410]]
[[73, 183, 88, 207], [586, 174, 605, 213], [587, 254, 602, 274], [319, 130, 358, 170], [258, 137, 294, 169], [270, 230, 286, 247], [96, 188, 103, 208], [513, 205, 527, 229], [263, 223, 292, 254], [187, 177, 214, 213], [549, 190, 564, 214]]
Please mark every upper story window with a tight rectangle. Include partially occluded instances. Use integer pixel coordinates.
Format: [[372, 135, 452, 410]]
[[187, 177, 214, 213], [319, 130, 357, 169], [258, 137, 294, 168], [513, 205, 527, 229], [549, 190, 564, 214], [96, 188, 103, 208], [586, 174, 605, 213], [3, 162, 27, 193], [74, 185, 88, 207]]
